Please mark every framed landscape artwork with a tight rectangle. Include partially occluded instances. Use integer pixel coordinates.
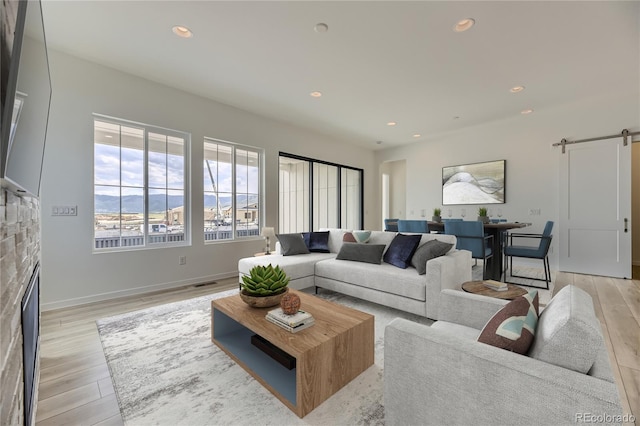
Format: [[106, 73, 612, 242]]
[[442, 160, 505, 205]]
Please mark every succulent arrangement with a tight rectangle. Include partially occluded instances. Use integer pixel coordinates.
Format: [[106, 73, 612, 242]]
[[478, 207, 488, 217], [433, 208, 441, 217], [241, 264, 290, 296]]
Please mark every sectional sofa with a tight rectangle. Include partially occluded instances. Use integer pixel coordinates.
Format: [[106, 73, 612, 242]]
[[238, 229, 472, 320]]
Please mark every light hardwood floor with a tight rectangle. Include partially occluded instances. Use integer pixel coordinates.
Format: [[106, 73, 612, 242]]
[[35, 274, 639, 425]]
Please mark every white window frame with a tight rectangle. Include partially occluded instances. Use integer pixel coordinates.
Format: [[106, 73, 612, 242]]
[[203, 137, 264, 244], [93, 114, 191, 252]]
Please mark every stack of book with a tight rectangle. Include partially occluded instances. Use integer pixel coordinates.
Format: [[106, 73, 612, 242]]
[[266, 308, 315, 333], [484, 279, 508, 292]]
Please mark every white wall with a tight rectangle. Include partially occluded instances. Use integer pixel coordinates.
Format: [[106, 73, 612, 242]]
[[40, 50, 377, 309], [376, 90, 640, 271]]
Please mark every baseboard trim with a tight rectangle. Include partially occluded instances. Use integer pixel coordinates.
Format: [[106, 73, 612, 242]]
[[41, 271, 237, 311]]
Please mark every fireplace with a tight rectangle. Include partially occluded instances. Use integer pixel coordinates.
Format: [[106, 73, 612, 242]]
[[21, 263, 40, 426]]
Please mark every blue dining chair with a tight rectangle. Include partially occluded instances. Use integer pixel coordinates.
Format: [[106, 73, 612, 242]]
[[384, 218, 399, 232], [444, 221, 493, 279], [397, 220, 429, 233], [503, 221, 554, 289]]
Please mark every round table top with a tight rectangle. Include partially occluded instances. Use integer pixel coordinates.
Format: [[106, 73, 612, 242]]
[[461, 280, 527, 300]]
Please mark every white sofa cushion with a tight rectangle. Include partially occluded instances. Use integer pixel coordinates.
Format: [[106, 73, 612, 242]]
[[528, 285, 603, 375], [315, 258, 426, 301], [319, 228, 352, 253], [368, 231, 397, 252], [238, 253, 335, 281]]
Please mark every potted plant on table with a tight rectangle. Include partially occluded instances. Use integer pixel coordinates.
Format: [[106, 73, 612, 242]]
[[477, 207, 489, 223], [240, 264, 290, 308], [432, 208, 442, 223]]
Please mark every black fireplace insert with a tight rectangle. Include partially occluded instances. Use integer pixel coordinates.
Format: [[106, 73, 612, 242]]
[[21, 262, 40, 426]]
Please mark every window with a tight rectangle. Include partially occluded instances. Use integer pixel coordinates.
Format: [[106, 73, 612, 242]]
[[279, 153, 363, 233], [204, 138, 262, 242], [93, 116, 189, 250]]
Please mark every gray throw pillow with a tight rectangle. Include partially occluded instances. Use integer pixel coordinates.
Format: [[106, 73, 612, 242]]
[[336, 242, 385, 264], [276, 233, 310, 256], [410, 239, 454, 274]]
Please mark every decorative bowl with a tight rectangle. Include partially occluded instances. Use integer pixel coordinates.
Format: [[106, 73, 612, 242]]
[[239, 287, 289, 308]]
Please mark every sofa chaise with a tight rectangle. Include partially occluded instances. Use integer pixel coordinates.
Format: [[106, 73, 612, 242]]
[[238, 229, 472, 320]]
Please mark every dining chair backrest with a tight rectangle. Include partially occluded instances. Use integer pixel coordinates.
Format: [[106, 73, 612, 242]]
[[444, 221, 487, 259], [385, 218, 399, 232], [537, 221, 554, 255], [442, 218, 463, 222], [397, 219, 429, 233]]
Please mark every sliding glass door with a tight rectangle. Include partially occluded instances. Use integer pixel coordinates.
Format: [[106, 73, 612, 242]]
[[279, 153, 363, 233], [279, 156, 310, 233]]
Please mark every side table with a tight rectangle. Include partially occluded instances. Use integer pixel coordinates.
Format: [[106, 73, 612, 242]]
[[461, 280, 527, 300]]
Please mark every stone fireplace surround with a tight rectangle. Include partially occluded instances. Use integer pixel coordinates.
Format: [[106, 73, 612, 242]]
[[1, 188, 41, 425]]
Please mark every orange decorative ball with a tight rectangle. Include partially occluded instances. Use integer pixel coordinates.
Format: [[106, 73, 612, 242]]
[[280, 293, 301, 315]]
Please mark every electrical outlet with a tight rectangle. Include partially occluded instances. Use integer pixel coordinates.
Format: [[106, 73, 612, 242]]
[[179, 256, 187, 265]]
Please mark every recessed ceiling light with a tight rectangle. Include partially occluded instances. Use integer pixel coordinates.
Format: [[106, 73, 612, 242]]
[[510, 86, 525, 93], [172, 25, 193, 38], [387, 121, 397, 126], [310, 91, 322, 98], [413, 134, 421, 138], [453, 18, 475, 32], [521, 108, 534, 114], [314, 23, 329, 33], [105, 135, 113, 138]]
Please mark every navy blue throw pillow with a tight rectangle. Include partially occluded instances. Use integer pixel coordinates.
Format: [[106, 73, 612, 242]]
[[383, 233, 422, 269], [302, 231, 330, 253]]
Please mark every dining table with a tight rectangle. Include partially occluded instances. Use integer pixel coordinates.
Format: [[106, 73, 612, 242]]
[[427, 221, 531, 281]]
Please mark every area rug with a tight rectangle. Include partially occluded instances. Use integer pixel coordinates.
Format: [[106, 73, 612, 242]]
[[97, 289, 433, 425]]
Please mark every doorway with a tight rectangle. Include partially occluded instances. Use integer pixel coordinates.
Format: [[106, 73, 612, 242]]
[[632, 143, 640, 278], [380, 160, 406, 228], [559, 137, 631, 278]]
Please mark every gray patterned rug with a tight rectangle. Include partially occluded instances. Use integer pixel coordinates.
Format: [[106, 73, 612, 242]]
[[97, 288, 433, 425]]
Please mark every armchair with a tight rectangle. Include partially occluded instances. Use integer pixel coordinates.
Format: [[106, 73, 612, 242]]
[[384, 286, 623, 425], [504, 220, 554, 289], [444, 220, 493, 279]]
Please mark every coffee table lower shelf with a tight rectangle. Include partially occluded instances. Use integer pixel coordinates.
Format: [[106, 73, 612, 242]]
[[213, 309, 297, 406]]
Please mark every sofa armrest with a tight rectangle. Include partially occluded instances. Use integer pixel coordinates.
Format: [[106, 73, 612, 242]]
[[423, 250, 472, 319], [437, 288, 507, 327], [384, 318, 623, 426]]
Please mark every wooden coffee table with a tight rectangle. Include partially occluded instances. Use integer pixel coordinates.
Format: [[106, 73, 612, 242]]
[[462, 280, 527, 300], [211, 290, 374, 417]]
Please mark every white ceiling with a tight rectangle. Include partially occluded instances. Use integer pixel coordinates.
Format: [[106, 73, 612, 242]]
[[40, 1, 639, 150]]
